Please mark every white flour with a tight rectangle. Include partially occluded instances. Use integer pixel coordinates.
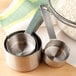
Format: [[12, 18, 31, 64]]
[[53, 0, 76, 40], [55, 0, 76, 22]]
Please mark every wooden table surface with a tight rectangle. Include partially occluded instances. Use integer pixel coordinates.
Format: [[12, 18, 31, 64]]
[[0, 27, 76, 76], [0, 0, 76, 76]]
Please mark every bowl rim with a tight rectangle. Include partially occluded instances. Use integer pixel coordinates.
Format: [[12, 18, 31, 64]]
[[49, 0, 76, 28]]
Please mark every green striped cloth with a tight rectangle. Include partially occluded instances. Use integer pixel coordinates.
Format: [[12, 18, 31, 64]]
[[0, 0, 48, 30]]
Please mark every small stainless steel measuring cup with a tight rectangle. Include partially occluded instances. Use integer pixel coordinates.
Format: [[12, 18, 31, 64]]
[[40, 5, 69, 67], [4, 9, 43, 72]]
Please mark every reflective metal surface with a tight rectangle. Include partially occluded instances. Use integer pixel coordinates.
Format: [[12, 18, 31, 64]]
[[44, 39, 69, 67], [40, 5, 69, 67], [6, 32, 36, 56], [4, 8, 43, 72], [5, 9, 43, 56], [4, 31, 42, 72]]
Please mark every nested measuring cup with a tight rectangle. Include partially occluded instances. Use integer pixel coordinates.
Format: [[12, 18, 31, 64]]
[[4, 9, 43, 72], [40, 5, 69, 67]]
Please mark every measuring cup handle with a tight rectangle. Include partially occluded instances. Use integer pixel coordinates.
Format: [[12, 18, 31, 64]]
[[26, 9, 43, 34], [40, 5, 56, 39]]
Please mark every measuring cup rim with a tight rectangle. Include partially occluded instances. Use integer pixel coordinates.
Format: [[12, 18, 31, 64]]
[[44, 39, 69, 61], [4, 30, 42, 57]]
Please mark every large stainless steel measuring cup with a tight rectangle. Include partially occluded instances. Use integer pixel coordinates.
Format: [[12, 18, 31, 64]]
[[5, 9, 43, 56], [4, 9, 43, 72], [40, 5, 69, 67]]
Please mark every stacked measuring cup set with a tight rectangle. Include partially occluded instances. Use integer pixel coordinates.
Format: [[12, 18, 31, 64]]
[[4, 3, 70, 72]]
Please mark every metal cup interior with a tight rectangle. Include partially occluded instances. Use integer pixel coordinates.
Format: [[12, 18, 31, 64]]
[[44, 39, 69, 67], [4, 31, 38, 56], [4, 31, 42, 72]]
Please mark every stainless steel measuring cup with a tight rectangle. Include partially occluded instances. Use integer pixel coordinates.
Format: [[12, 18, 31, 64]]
[[5, 9, 43, 56], [4, 9, 43, 72], [40, 5, 69, 67]]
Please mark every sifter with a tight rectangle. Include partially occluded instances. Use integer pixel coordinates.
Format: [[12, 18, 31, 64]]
[[40, 5, 69, 67]]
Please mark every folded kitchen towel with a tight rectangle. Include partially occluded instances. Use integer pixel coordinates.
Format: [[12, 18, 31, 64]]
[[0, 0, 48, 31]]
